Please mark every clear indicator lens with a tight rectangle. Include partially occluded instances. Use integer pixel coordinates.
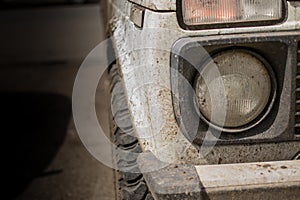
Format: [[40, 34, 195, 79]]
[[195, 51, 271, 128], [183, 0, 283, 25]]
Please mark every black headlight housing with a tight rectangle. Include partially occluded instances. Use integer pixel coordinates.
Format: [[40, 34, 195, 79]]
[[171, 32, 300, 145]]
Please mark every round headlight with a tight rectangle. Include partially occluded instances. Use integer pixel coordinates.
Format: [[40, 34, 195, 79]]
[[195, 49, 275, 130]]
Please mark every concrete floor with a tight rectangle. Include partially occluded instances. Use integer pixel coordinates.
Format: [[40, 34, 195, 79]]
[[0, 4, 115, 200]]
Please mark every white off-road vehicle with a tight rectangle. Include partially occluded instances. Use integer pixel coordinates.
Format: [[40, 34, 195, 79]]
[[103, 0, 300, 199]]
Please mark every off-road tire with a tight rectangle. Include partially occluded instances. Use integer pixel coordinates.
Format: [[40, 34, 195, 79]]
[[109, 64, 154, 200]]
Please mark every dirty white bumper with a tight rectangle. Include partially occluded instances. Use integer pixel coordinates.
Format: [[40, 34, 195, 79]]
[[142, 160, 300, 199]]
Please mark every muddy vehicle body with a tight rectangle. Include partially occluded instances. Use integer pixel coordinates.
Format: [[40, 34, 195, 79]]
[[103, 0, 300, 199]]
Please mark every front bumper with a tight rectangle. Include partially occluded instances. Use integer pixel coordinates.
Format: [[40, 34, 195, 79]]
[[141, 160, 300, 200]]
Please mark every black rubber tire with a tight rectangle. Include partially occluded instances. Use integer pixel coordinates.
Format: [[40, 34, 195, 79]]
[[109, 64, 154, 200]]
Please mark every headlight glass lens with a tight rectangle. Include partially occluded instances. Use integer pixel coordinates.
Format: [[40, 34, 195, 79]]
[[182, 0, 283, 26], [195, 50, 272, 128]]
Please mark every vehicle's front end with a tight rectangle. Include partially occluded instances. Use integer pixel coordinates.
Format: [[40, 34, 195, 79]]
[[105, 0, 300, 199]]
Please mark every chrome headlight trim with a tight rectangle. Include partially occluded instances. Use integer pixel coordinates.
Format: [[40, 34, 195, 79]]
[[193, 48, 277, 133]]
